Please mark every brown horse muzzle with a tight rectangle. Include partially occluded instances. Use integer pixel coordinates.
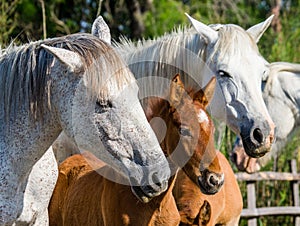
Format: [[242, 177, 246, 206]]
[[198, 169, 224, 195]]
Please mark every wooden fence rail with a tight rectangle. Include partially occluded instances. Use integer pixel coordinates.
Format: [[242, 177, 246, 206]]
[[235, 159, 300, 226]]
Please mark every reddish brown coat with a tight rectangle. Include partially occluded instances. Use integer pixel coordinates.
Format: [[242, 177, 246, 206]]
[[173, 152, 243, 226]]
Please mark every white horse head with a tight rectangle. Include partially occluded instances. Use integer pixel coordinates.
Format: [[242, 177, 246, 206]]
[[43, 42, 170, 193], [232, 62, 300, 172], [0, 34, 169, 224], [185, 14, 275, 158]]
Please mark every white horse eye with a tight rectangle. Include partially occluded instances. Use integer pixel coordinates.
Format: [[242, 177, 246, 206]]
[[218, 70, 231, 78], [262, 69, 269, 81], [96, 100, 113, 109]]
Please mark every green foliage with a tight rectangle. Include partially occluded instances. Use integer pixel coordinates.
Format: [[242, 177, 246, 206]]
[[143, 0, 187, 38], [0, 0, 20, 46], [262, 1, 300, 63]]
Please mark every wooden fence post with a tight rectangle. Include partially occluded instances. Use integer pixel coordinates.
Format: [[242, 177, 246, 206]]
[[247, 181, 257, 226], [291, 159, 300, 226], [237, 161, 300, 225]]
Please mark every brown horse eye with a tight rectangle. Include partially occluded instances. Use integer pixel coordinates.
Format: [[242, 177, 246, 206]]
[[179, 127, 192, 137]]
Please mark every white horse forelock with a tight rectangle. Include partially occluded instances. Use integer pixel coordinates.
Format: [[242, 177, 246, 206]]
[[207, 24, 259, 63]]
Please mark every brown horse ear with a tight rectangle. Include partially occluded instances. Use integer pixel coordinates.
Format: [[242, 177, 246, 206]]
[[169, 73, 185, 108], [194, 77, 216, 108]]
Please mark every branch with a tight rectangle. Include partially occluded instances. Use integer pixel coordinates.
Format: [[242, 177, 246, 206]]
[[39, 0, 47, 39], [49, 5, 70, 34]]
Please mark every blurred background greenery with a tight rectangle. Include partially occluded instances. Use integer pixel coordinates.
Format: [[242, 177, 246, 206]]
[[1, 0, 299, 225], [2, 0, 300, 65]]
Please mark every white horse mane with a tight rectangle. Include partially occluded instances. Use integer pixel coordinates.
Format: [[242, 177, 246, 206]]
[[114, 26, 194, 51], [113, 23, 259, 99], [115, 23, 257, 60], [264, 62, 300, 94], [0, 33, 135, 121]]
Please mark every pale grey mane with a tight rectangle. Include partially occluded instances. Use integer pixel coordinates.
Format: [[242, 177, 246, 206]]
[[0, 33, 135, 121], [264, 62, 300, 93], [114, 26, 194, 53], [264, 62, 300, 112], [114, 26, 206, 98], [114, 24, 257, 98]]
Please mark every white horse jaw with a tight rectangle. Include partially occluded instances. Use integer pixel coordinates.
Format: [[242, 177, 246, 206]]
[[246, 14, 274, 43], [185, 13, 218, 43]]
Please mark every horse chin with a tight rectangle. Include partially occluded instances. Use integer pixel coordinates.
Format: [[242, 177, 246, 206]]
[[246, 146, 270, 158], [131, 186, 153, 203], [241, 137, 271, 158]]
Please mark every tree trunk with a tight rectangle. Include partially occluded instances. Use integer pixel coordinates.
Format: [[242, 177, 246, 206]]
[[125, 0, 145, 39], [271, 0, 282, 33]]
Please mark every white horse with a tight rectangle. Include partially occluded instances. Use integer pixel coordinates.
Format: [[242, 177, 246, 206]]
[[11, 19, 114, 225], [232, 62, 300, 172], [113, 14, 275, 158], [0, 33, 170, 225]]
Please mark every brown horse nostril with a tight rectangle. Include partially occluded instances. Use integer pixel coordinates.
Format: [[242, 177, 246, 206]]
[[253, 128, 264, 144], [209, 174, 219, 186]]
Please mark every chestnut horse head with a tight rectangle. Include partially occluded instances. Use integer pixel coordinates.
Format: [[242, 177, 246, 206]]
[[147, 74, 224, 194]]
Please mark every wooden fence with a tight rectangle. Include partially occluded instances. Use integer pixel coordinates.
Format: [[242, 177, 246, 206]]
[[235, 159, 300, 226]]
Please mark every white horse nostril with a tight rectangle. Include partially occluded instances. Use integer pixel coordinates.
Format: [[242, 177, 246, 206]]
[[253, 128, 264, 144]]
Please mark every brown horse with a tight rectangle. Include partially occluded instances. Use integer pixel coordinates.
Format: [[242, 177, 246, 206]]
[[48, 74, 223, 225], [173, 152, 243, 226], [49, 152, 180, 226]]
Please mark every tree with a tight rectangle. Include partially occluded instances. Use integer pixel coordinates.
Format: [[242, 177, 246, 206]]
[[0, 0, 20, 46]]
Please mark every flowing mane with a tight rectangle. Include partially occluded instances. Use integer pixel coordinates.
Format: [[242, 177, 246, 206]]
[[114, 26, 206, 90], [265, 62, 300, 87], [0, 33, 135, 121], [114, 24, 259, 98]]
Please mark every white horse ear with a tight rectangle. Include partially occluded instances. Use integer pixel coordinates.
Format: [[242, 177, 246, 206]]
[[41, 44, 83, 73], [247, 15, 274, 43], [185, 13, 218, 43], [91, 16, 111, 45]]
